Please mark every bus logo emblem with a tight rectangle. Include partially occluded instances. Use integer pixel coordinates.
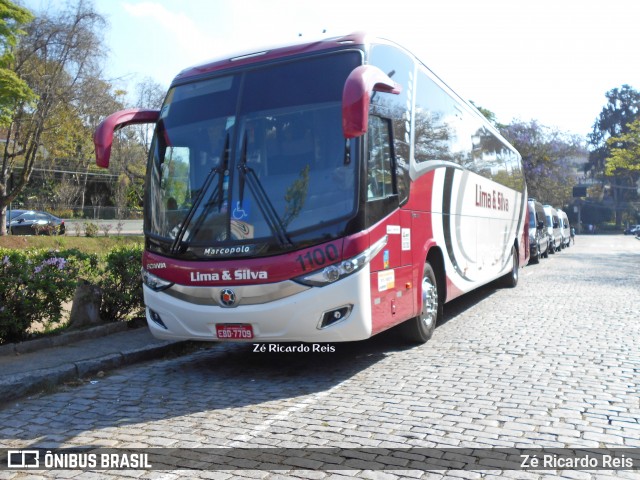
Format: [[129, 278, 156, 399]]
[[220, 289, 237, 307]]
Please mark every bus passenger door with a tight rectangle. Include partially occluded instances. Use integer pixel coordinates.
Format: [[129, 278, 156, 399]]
[[366, 116, 414, 334]]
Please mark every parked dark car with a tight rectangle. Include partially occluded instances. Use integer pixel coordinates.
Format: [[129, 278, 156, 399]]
[[527, 199, 550, 264], [6, 209, 66, 235], [623, 224, 640, 235]]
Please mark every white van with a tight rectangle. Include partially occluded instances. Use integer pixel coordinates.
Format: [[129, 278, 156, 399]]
[[543, 205, 562, 253], [557, 209, 571, 248], [528, 199, 550, 263]]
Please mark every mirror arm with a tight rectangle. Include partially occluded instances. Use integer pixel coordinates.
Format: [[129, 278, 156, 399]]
[[342, 65, 401, 138], [94, 108, 160, 168]]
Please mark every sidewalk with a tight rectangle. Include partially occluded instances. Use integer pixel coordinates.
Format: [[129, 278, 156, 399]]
[[0, 322, 196, 404]]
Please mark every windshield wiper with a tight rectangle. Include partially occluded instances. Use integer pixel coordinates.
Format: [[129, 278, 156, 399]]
[[170, 166, 221, 254], [170, 133, 229, 254], [237, 134, 292, 247]]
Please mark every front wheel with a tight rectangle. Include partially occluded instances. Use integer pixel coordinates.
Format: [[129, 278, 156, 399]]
[[499, 245, 519, 288], [529, 243, 540, 264], [400, 262, 441, 344], [542, 244, 549, 258]]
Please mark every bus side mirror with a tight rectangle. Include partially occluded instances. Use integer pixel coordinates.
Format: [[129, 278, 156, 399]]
[[94, 108, 160, 168], [342, 65, 401, 139]]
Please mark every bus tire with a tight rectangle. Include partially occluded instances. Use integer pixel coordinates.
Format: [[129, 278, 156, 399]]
[[400, 262, 441, 344], [500, 245, 519, 288], [529, 243, 540, 264]]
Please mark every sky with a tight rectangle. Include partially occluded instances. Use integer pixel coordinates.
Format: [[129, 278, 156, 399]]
[[22, 0, 640, 139]]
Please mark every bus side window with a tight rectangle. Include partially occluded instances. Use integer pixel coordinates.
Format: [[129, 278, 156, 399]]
[[368, 43, 413, 205], [367, 115, 394, 200]]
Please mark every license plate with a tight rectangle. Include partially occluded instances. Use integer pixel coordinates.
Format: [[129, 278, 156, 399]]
[[215, 324, 254, 340]]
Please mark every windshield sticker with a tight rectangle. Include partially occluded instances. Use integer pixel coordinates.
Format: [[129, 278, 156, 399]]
[[159, 104, 170, 119], [230, 220, 254, 239], [378, 270, 395, 292], [401, 228, 411, 251], [232, 200, 250, 220]]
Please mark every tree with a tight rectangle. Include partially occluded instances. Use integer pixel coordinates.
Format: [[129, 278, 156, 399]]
[[500, 120, 585, 208], [588, 85, 640, 171], [0, 0, 109, 234], [604, 118, 640, 223], [469, 101, 502, 129], [108, 77, 165, 211], [587, 85, 640, 226], [606, 118, 640, 176], [0, 0, 34, 126]]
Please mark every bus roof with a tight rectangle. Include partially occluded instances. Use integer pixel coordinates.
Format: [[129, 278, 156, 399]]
[[172, 32, 369, 84]]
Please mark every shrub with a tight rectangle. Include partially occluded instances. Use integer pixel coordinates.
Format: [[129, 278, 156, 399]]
[[50, 208, 74, 219], [99, 223, 113, 237], [83, 222, 99, 237], [0, 244, 143, 344], [0, 249, 82, 343], [32, 223, 61, 236], [99, 244, 144, 321]]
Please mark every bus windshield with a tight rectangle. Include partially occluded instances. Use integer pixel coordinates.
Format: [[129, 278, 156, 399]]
[[145, 52, 361, 256]]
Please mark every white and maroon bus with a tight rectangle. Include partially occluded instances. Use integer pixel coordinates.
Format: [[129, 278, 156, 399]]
[[94, 33, 528, 344]]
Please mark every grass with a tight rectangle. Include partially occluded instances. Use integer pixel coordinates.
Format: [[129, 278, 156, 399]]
[[0, 234, 144, 254]]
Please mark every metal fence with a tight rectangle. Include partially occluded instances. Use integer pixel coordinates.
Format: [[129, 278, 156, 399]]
[[10, 203, 143, 221]]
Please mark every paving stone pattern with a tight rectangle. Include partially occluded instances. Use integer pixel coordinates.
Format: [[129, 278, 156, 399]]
[[0, 236, 638, 479]]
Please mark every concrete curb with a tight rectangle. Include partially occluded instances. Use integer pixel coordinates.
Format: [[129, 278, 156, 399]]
[[0, 322, 129, 357], [0, 339, 194, 404]]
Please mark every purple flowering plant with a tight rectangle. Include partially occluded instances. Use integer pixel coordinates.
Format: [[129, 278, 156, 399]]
[[0, 249, 92, 343]]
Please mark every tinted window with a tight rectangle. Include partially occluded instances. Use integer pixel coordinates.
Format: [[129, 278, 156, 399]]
[[147, 52, 362, 253], [368, 44, 412, 203], [414, 67, 524, 192], [367, 116, 394, 200], [528, 204, 536, 228]]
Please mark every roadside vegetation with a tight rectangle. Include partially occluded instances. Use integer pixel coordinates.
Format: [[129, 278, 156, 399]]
[[0, 235, 145, 345], [0, 233, 143, 253]]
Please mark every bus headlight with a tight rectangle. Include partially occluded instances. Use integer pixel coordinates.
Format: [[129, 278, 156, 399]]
[[141, 267, 174, 291], [294, 236, 387, 287]]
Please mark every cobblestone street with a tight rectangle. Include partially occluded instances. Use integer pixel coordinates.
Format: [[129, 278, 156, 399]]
[[1, 235, 639, 479]]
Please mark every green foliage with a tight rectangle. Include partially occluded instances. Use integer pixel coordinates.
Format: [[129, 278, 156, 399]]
[[0, 243, 142, 344], [587, 85, 640, 226], [0, 0, 35, 126], [98, 244, 144, 322], [0, 247, 91, 343], [605, 118, 640, 176], [0, 67, 35, 125], [83, 221, 99, 237], [0, 0, 33, 54], [588, 84, 640, 172], [469, 101, 502, 128]]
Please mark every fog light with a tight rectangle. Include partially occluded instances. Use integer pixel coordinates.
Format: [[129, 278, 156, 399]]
[[149, 309, 167, 329], [318, 305, 353, 329]]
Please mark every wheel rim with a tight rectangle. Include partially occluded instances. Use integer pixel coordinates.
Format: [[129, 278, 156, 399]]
[[421, 274, 438, 330]]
